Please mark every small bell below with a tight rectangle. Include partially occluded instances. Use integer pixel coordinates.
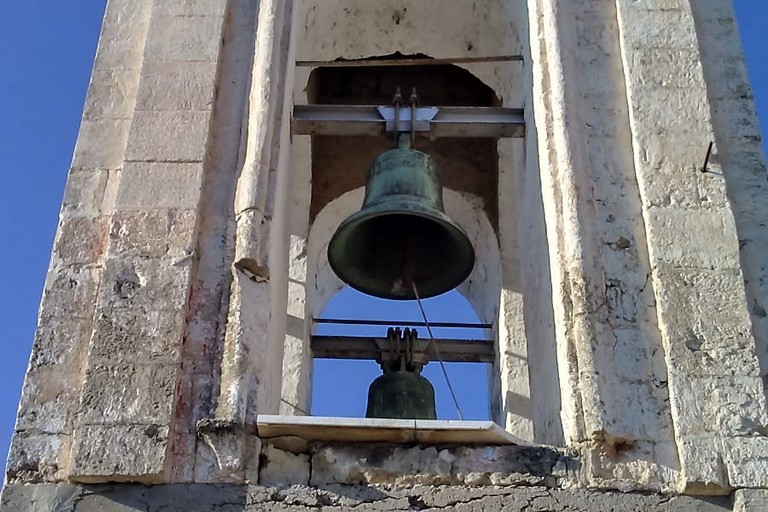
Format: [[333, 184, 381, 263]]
[[328, 136, 475, 300], [365, 327, 437, 420], [366, 371, 436, 420]]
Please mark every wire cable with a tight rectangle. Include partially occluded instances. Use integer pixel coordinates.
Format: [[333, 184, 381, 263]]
[[412, 282, 465, 420]]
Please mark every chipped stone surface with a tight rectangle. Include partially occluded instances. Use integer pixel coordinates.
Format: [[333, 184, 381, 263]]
[[0, 483, 734, 511], [309, 443, 566, 487], [259, 445, 310, 486], [733, 489, 768, 512]]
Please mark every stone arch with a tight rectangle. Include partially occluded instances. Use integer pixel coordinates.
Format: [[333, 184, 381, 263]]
[[280, 186, 502, 418]]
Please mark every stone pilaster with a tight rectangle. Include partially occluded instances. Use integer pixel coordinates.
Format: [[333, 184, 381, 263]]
[[615, 0, 768, 493], [6, 0, 153, 484], [68, 0, 229, 483]]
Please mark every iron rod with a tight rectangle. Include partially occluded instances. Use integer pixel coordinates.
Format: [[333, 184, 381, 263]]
[[292, 104, 525, 138], [311, 335, 495, 363], [313, 318, 492, 329]]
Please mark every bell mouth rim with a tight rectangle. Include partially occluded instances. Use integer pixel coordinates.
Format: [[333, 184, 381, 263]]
[[327, 200, 476, 301]]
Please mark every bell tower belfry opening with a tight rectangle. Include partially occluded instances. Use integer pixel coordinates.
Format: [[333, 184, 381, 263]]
[[279, 58, 540, 431]]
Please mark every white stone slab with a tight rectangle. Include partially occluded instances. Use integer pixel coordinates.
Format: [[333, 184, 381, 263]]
[[256, 415, 527, 445], [414, 420, 531, 445]]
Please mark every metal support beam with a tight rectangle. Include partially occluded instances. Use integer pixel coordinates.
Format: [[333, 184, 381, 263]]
[[311, 335, 495, 363], [313, 318, 492, 329], [295, 55, 524, 68], [292, 105, 525, 138]]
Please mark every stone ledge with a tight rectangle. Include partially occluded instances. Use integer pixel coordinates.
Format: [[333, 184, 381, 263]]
[[256, 415, 530, 445]]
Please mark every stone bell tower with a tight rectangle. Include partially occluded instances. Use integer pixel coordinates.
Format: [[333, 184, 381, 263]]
[[3, 0, 768, 510]]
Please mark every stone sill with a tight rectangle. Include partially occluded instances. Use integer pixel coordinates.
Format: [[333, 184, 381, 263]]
[[256, 415, 530, 445]]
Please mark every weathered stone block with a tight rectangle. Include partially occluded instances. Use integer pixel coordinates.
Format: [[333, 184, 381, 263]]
[[39, 267, 100, 320], [1, 484, 76, 512], [61, 169, 111, 216], [52, 216, 109, 266], [265, 435, 309, 454], [310, 443, 565, 487], [654, 264, 760, 377], [79, 363, 178, 425], [674, 375, 768, 437], [98, 256, 192, 313], [144, 15, 223, 62], [677, 437, 729, 493], [88, 304, 186, 363], [152, 0, 228, 17], [641, 169, 729, 209], [135, 61, 217, 111], [629, 47, 703, 89], [83, 68, 139, 120], [0, 482, 735, 511], [722, 436, 768, 488], [15, 365, 75, 433], [618, 8, 696, 49], [72, 118, 132, 169], [70, 424, 170, 482], [28, 315, 92, 370], [646, 207, 740, 269], [124, 111, 212, 162], [109, 209, 197, 258], [194, 421, 247, 483], [734, 489, 768, 512], [259, 445, 310, 486], [5, 432, 63, 483], [94, 1, 151, 70]]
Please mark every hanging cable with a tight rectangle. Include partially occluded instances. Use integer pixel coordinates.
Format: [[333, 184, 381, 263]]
[[280, 397, 311, 416], [412, 282, 465, 420]]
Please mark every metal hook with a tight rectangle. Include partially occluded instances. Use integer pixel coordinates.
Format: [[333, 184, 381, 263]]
[[409, 87, 418, 146], [392, 87, 403, 146]]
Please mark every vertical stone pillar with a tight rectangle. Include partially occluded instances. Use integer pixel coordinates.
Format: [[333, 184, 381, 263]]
[[615, 0, 768, 493], [528, 0, 680, 488], [68, 0, 229, 483], [6, 0, 153, 484], [217, 0, 295, 425]]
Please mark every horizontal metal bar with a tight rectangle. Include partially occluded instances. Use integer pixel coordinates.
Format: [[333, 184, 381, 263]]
[[295, 55, 524, 68], [292, 105, 525, 138], [313, 318, 493, 329], [311, 335, 495, 363]]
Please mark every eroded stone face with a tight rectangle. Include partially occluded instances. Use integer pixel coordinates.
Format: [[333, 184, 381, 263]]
[[0, 482, 735, 511]]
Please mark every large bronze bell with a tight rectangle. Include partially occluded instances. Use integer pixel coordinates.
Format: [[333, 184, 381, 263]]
[[328, 139, 475, 300]]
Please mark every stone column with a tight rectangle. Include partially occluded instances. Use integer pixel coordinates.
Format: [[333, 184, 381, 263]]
[[6, 0, 153, 484], [217, 0, 295, 425], [528, 0, 681, 489], [67, 0, 230, 483], [616, 0, 768, 494]]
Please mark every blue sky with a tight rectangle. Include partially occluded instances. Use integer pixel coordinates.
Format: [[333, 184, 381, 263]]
[[1, 1, 766, 468]]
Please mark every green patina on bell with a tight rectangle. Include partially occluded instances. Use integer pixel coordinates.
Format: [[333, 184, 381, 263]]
[[327, 138, 475, 300], [366, 371, 437, 420]]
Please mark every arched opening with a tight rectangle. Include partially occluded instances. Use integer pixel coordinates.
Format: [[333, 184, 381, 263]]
[[311, 286, 490, 420], [278, 1, 557, 441]]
